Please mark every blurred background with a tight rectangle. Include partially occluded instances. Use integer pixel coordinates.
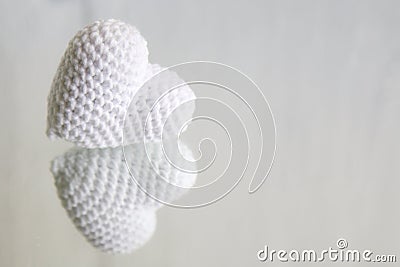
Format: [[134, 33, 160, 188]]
[[1, 0, 399, 266]]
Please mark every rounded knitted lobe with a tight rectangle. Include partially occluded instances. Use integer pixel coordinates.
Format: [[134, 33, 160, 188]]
[[124, 64, 196, 145], [47, 19, 149, 148], [50, 141, 196, 253]]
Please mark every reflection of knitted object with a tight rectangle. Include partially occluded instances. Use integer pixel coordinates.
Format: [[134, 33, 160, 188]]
[[47, 19, 149, 148], [124, 64, 196, 145], [50, 142, 196, 253]]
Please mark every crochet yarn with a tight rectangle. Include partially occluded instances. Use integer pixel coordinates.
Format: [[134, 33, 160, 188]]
[[47, 19, 149, 148], [51, 141, 196, 253], [47, 19, 196, 148], [48, 18, 198, 253], [123, 63, 196, 145]]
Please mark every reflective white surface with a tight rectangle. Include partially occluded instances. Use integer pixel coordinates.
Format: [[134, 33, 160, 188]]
[[1, 0, 399, 266]]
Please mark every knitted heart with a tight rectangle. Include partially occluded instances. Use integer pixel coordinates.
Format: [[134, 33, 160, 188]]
[[47, 19, 196, 149], [47, 19, 149, 148], [50, 141, 196, 253]]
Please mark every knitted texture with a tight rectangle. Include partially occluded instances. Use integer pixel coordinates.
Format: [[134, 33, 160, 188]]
[[51, 141, 196, 253], [47, 19, 149, 148], [124, 64, 196, 145], [47, 19, 196, 148]]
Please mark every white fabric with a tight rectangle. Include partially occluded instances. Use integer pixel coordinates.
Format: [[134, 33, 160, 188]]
[[123, 63, 196, 146], [46, 19, 196, 148], [51, 141, 196, 253], [47, 19, 197, 253], [47, 19, 149, 148]]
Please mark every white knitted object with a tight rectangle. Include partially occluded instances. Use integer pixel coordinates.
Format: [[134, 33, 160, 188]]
[[47, 19, 196, 149], [124, 63, 196, 145], [47, 19, 149, 148], [51, 141, 196, 253]]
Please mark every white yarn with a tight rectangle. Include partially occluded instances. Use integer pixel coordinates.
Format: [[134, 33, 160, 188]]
[[48, 18, 197, 253], [51, 141, 196, 253], [47, 19, 149, 148], [47, 19, 196, 148], [123, 63, 196, 145]]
